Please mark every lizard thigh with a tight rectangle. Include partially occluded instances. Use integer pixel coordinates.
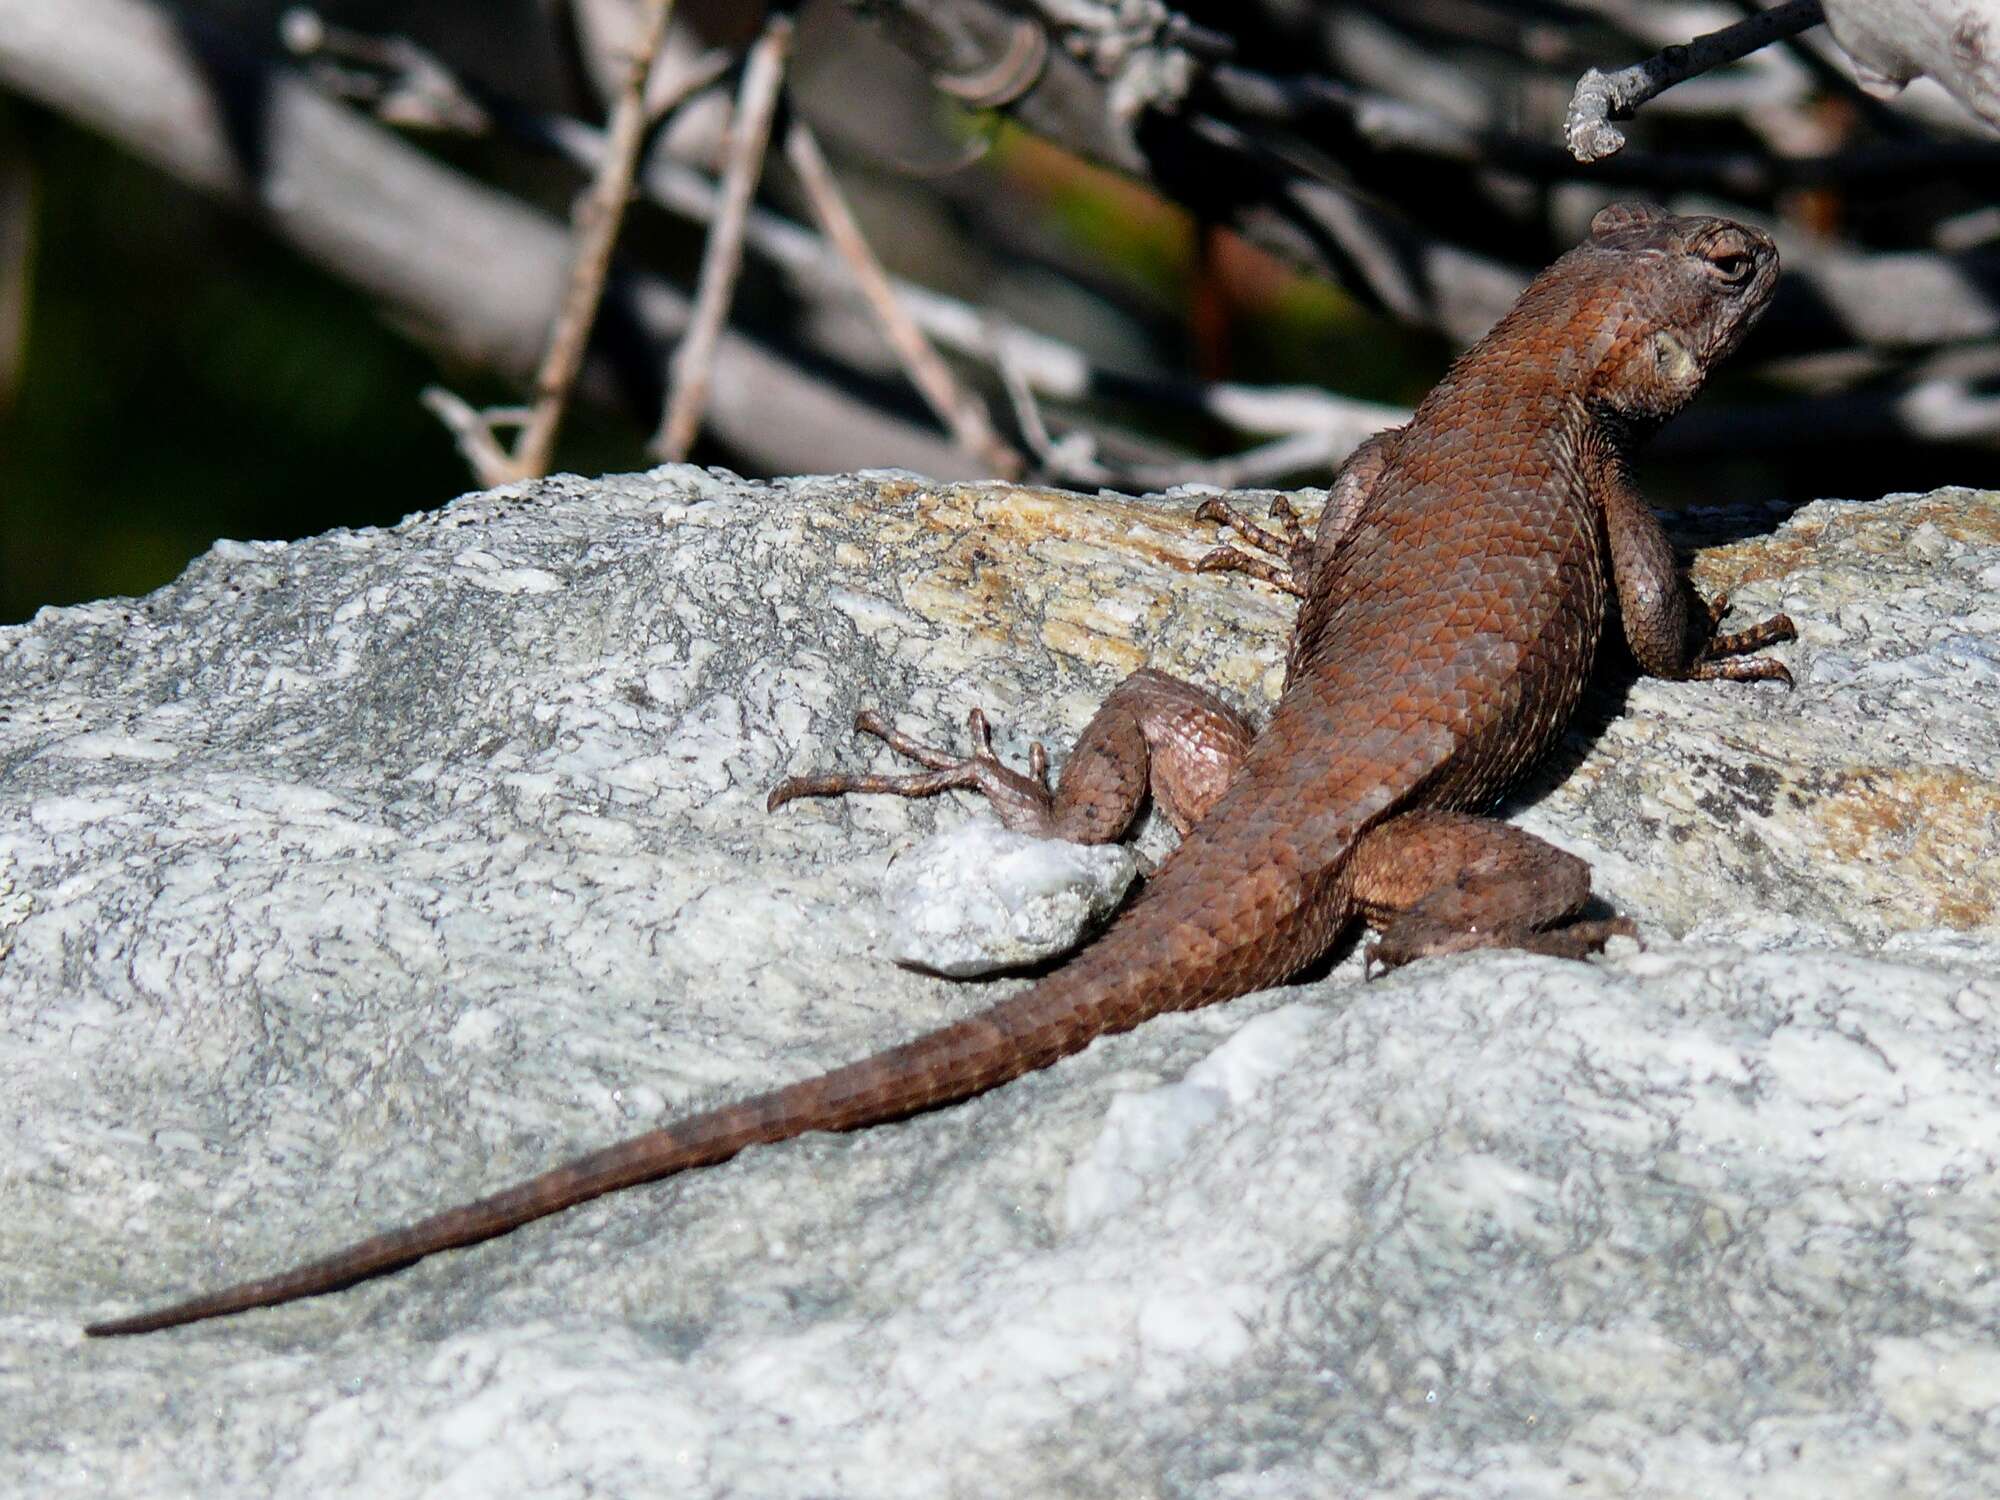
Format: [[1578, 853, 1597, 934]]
[[1347, 809, 1632, 969], [1050, 668, 1255, 839]]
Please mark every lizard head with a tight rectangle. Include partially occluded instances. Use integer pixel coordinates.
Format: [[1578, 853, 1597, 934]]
[[1573, 201, 1779, 427]]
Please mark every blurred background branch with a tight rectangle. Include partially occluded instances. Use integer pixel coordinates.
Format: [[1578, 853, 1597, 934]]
[[0, 0, 1994, 620]]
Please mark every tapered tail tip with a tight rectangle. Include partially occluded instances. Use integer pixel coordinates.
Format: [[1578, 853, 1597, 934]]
[[85, 1310, 176, 1338]]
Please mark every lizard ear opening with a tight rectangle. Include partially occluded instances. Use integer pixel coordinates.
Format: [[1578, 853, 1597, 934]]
[[1590, 202, 1668, 240]]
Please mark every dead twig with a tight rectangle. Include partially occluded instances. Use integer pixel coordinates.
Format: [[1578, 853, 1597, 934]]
[[996, 341, 1385, 491], [302, 0, 685, 483], [284, 9, 732, 142], [295, 1, 762, 484], [1565, 0, 1826, 162], [0, 0, 982, 478], [492, 0, 679, 483], [1203, 60, 2000, 194], [279, 7, 490, 131], [421, 388, 523, 482], [529, 114, 1410, 456], [642, 44, 736, 121], [1119, 430, 1356, 491], [653, 9, 792, 462], [781, 117, 1022, 478], [996, 339, 1130, 484]]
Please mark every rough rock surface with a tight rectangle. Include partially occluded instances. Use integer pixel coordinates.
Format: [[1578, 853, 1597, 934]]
[[881, 822, 1139, 976], [2, 469, 1996, 1498]]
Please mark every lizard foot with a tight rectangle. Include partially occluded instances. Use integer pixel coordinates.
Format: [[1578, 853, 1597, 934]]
[[767, 708, 1059, 833], [1193, 495, 1312, 598], [1365, 914, 1640, 975], [1689, 593, 1796, 686]]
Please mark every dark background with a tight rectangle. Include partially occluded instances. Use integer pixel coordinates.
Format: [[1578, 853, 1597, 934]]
[[2, 0, 1991, 623]]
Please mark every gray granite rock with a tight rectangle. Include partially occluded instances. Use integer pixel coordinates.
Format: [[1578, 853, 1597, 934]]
[[881, 822, 1139, 976], [2, 468, 1996, 1497]]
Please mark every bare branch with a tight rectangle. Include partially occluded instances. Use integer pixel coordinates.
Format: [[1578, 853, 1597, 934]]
[[1895, 376, 2000, 445], [653, 10, 791, 461], [850, 0, 2000, 357], [611, 128, 1411, 450], [499, 0, 679, 483], [278, 8, 490, 132], [996, 336, 1393, 491], [781, 118, 1022, 478], [643, 44, 736, 121], [995, 342, 1105, 481], [421, 387, 522, 481], [1124, 431, 1357, 491], [0, 0, 979, 478], [1202, 59, 2000, 195], [275, 0, 2000, 382], [1565, 0, 1826, 162], [11, 0, 1992, 506]]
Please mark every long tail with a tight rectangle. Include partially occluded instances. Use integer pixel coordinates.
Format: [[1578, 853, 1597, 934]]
[[86, 730, 1366, 1342], [83, 920, 1251, 1337]]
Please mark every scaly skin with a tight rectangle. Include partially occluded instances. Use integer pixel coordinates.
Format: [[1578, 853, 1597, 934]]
[[85, 203, 1790, 1337]]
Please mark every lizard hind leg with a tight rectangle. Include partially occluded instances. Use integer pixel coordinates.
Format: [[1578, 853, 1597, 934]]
[[1350, 809, 1637, 973], [766, 669, 1256, 843], [766, 705, 1064, 834]]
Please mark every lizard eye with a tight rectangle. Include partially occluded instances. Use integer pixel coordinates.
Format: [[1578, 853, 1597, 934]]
[[1707, 250, 1753, 283]]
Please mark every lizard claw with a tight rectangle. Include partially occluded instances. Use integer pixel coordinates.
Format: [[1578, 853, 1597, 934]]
[[1365, 915, 1641, 976], [1690, 604, 1796, 688], [1194, 496, 1312, 598], [767, 706, 1058, 832]]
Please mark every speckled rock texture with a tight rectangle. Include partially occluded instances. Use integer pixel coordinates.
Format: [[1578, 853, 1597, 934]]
[[881, 822, 1139, 976], [3, 469, 1996, 1498]]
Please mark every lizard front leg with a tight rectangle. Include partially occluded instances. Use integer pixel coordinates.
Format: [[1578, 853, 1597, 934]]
[[1194, 426, 1401, 598], [1594, 443, 1795, 684], [1193, 493, 1314, 597], [768, 668, 1256, 841]]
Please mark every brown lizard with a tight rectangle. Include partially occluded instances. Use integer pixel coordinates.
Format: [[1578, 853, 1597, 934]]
[[84, 202, 1792, 1337]]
